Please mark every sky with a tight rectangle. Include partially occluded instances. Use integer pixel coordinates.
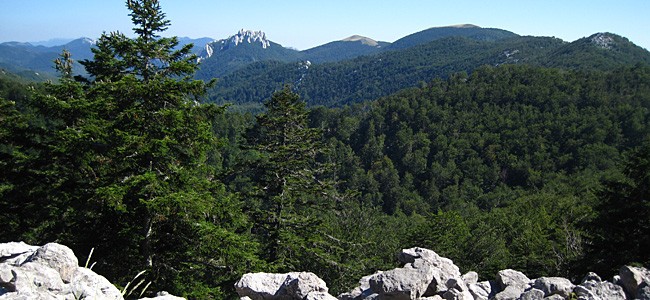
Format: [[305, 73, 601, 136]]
[[1, 0, 649, 51]]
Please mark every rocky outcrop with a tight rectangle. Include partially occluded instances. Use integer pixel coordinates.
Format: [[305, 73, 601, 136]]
[[234, 272, 331, 300], [0, 241, 183, 300], [235, 247, 650, 300]]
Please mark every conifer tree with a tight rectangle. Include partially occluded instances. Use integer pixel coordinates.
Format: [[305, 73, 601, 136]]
[[244, 86, 335, 271], [17, 1, 258, 297]]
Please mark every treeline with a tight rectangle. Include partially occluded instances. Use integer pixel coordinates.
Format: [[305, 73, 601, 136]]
[[2, 1, 650, 298]]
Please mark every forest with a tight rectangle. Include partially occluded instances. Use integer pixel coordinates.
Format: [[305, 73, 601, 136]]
[[1, 1, 649, 299]]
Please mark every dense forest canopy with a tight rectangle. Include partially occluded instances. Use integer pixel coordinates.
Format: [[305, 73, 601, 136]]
[[1, 1, 649, 298]]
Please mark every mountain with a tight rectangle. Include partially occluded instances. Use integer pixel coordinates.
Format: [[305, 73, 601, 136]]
[[0, 36, 214, 81], [177, 37, 214, 56], [195, 29, 301, 79], [302, 35, 390, 63], [206, 33, 650, 108], [541, 32, 650, 69], [387, 24, 518, 50], [0, 38, 96, 80], [30, 38, 76, 47]]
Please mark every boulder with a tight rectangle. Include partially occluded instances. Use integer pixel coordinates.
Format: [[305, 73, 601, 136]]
[[532, 277, 575, 298], [368, 263, 434, 300], [581, 272, 601, 283], [619, 265, 650, 299], [397, 247, 462, 295], [30, 243, 78, 283], [518, 288, 544, 300], [338, 271, 381, 300], [638, 285, 650, 300], [441, 288, 473, 300], [0, 242, 181, 300], [467, 281, 495, 300], [0, 242, 38, 266], [235, 272, 297, 299], [493, 285, 525, 300], [574, 280, 626, 300], [303, 291, 337, 300], [69, 267, 122, 299], [283, 272, 328, 299], [460, 272, 478, 285], [493, 269, 530, 300], [235, 272, 328, 300], [496, 269, 530, 290]]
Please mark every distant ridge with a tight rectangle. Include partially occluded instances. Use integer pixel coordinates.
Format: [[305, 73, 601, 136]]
[[388, 24, 518, 50], [341, 35, 380, 47], [446, 24, 480, 28]]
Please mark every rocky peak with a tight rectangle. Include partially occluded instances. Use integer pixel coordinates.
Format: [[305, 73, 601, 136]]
[[198, 29, 272, 62], [221, 29, 271, 50], [591, 32, 615, 49]]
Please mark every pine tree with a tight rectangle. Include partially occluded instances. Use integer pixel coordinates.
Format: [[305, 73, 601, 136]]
[[244, 86, 335, 271], [16, 1, 258, 297]]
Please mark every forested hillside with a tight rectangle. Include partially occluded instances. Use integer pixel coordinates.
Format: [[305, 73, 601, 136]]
[[206, 33, 650, 109], [1, 1, 649, 299]]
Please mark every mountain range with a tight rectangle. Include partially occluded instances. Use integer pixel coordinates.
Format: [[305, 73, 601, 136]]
[[1, 24, 649, 108], [202, 27, 650, 108], [0, 24, 534, 80]]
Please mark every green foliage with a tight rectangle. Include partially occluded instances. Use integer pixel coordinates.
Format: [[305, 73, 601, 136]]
[[1, 1, 258, 298], [587, 139, 650, 276], [2, 5, 650, 295], [242, 86, 335, 272], [206, 34, 650, 110]]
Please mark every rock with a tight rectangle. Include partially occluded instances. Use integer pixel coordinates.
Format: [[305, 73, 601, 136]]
[[69, 267, 122, 299], [496, 269, 530, 290], [0, 242, 38, 266], [283, 272, 328, 299], [493, 269, 530, 300], [0, 242, 177, 300], [638, 284, 650, 300], [235, 272, 296, 299], [461, 271, 478, 285], [138, 291, 187, 299], [532, 277, 574, 298], [619, 265, 650, 299], [544, 295, 565, 300], [518, 288, 544, 300], [397, 247, 462, 295], [445, 277, 467, 292], [467, 281, 495, 300], [234, 272, 328, 300], [10, 262, 64, 295], [581, 272, 601, 283], [303, 291, 337, 300], [338, 271, 380, 300], [30, 243, 79, 283], [369, 263, 434, 300], [441, 288, 473, 300], [493, 285, 525, 300], [574, 280, 626, 300]]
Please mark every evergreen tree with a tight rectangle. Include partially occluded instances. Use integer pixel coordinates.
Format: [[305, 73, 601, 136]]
[[11, 1, 259, 297], [244, 86, 335, 272], [589, 140, 650, 276]]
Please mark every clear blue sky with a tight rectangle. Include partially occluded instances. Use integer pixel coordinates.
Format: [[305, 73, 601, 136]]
[[1, 0, 649, 50]]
